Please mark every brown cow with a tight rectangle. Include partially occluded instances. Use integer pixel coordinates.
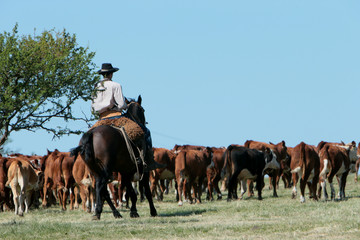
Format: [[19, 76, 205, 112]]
[[317, 141, 357, 200], [355, 142, 360, 182], [6, 158, 42, 216], [59, 154, 76, 210], [172, 144, 205, 153], [244, 140, 284, 197], [290, 142, 320, 203], [175, 147, 213, 206], [0, 157, 15, 211], [41, 149, 75, 210], [149, 148, 176, 201], [7, 154, 44, 209], [206, 147, 226, 201], [72, 154, 95, 212]]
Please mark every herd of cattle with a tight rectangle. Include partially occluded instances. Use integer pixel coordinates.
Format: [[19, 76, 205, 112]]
[[0, 139, 359, 217]]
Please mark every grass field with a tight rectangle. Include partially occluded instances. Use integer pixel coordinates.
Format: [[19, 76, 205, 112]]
[[1, 175, 360, 240]]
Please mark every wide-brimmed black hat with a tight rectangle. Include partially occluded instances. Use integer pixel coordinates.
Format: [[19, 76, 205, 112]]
[[97, 63, 119, 74]]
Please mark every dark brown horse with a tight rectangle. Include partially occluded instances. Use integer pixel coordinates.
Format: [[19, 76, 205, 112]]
[[71, 96, 157, 220]]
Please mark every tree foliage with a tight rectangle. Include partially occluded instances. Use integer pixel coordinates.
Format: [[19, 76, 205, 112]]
[[0, 24, 99, 147]]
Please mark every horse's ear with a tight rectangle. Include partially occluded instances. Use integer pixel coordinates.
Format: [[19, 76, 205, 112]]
[[137, 95, 142, 105], [125, 97, 130, 104]]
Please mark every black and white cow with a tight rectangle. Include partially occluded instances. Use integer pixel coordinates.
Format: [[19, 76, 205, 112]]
[[221, 145, 279, 201]]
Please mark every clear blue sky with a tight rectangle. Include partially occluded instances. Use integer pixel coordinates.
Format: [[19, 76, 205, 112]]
[[1, 1, 360, 155]]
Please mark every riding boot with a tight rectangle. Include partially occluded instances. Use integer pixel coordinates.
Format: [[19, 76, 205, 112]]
[[143, 127, 166, 171]]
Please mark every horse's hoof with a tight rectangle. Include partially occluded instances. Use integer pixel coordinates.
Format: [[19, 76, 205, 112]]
[[92, 214, 100, 221], [150, 210, 157, 217], [130, 211, 140, 218], [113, 211, 122, 218]]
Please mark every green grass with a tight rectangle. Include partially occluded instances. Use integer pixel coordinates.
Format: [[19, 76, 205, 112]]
[[1, 175, 360, 240]]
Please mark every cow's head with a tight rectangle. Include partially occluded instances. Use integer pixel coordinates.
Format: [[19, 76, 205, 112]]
[[269, 141, 287, 162], [263, 148, 280, 175], [35, 170, 44, 190], [339, 141, 358, 163]]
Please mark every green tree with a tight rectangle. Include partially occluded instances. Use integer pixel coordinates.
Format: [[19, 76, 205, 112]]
[[0, 24, 99, 148]]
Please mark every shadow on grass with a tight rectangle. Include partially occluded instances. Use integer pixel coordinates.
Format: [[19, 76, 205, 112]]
[[1, 219, 24, 226], [158, 209, 208, 217]]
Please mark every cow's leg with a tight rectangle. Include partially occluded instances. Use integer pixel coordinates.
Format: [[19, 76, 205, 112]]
[[226, 175, 234, 201], [61, 188, 68, 211], [339, 172, 348, 200], [174, 181, 179, 202], [247, 180, 254, 197], [18, 189, 25, 217], [24, 190, 32, 213], [90, 186, 96, 213], [42, 178, 50, 208], [197, 177, 204, 204], [311, 175, 319, 201], [78, 185, 87, 212], [212, 176, 222, 200], [207, 175, 214, 201], [119, 183, 129, 208], [11, 184, 19, 215], [227, 170, 239, 201], [272, 170, 279, 197], [321, 179, 328, 200], [268, 176, 273, 190], [149, 175, 158, 199], [69, 186, 75, 210], [256, 176, 264, 200], [328, 177, 336, 200], [176, 175, 184, 206], [73, 186, 79, 209], [159, 179, 166, 200], [291, 173, 298, 199], [186, 180, 194, 204], [107, 183, 118, 208], [355, 160, 359, 182], [240, 180, 247, 199], [299, 176, 307, 203]]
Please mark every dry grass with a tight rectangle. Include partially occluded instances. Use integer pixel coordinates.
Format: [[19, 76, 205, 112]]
[[1, 175, 360, 240]]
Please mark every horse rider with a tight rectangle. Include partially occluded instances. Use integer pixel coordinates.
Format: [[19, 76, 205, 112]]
[[91, 63, 163, 171]]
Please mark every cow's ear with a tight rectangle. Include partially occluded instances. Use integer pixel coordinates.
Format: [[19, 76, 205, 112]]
[[269, 142, 274, 145]]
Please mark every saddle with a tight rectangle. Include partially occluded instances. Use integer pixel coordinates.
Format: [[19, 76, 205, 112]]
[[91, 116, 144, 143]]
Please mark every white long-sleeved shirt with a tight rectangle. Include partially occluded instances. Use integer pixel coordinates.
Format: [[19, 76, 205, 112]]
[[91, 79, 127, 114]]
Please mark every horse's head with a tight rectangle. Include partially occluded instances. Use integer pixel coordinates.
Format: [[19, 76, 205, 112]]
[[126, 95, 146, 126]]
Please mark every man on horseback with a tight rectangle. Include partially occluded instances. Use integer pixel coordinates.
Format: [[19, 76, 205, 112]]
[[91, 63, 163, 171]]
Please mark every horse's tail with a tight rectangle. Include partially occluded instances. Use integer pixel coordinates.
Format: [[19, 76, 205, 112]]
[[70, 131, 95, 169]]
